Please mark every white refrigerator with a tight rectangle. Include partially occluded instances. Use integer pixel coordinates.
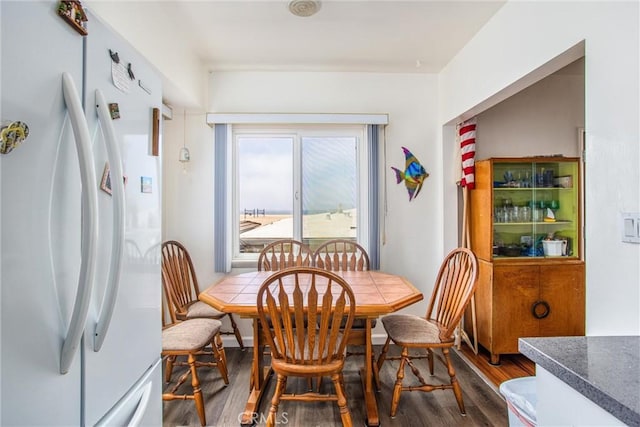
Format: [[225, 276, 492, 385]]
[[1, 1, 163, 425]]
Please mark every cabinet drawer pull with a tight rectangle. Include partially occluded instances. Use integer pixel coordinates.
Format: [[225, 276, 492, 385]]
[[531, 300, 550, 319]]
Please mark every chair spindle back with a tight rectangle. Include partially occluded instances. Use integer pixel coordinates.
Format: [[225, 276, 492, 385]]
[[425, 247, 478, 342], [257, 267, 356, 366], [313, 239, 370, 271], [257, 239, 313, 271]]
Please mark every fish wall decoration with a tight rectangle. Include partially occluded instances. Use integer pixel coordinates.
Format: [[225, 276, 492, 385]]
[[391, 146, 429, 201]]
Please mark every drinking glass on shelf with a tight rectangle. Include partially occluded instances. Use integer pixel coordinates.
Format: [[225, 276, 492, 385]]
[[501, 198, 513, 222], [533, 208, 543, 222], [504, 170, 514, 184], [536, 170, 545, 187], [512, 206, 521, 223], [543, 169, 554, 187], [522, 170, 531, 188]]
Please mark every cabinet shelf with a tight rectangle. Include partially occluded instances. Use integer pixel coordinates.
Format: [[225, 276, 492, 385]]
[[471, 157, 582, 260], [493, 187, 574, 191], [494, 220, 572, 226], [493, 255, 579, 260]]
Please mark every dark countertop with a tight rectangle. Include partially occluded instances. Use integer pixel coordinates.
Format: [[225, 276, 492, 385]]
[[519, 336, 640, 427]]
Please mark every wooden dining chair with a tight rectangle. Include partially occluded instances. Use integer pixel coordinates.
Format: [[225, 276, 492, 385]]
[[376, 247, 478, 417], [161, 240, 244, 349], [312, 239, 370, 271], [312, 239, 376, 383], [257, 267, 356, 427], [257, 239, 313, 271], [161, 290, 229, 426]]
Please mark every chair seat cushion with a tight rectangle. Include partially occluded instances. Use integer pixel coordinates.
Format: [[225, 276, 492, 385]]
[[381, 314, 444, 345], [162, 318, 222, 351], [183, 301, 225, 319]]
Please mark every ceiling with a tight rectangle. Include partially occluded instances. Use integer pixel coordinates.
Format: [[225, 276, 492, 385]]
[[107, 0, 506, 74], [89, 1, 507, 105]]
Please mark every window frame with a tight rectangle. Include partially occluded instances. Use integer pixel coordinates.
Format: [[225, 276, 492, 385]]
[[210, 113, 387, 272], [230, 124, 369, 266]]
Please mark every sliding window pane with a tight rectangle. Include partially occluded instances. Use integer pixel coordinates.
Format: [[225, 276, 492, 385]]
[[237, 136, 293, 253], [301, 136, 357, 252]]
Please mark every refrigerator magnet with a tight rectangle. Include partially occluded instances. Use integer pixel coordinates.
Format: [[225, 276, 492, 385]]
[[109, 103, 120, 120], [139, 80, 152, 95], [127, 63, 135, 80], [100, 163, 127, 194], [0, 121, 29, 155], [109, 49, 120, 63], [57, 1, 88, 36], [140, 176, 152, 193], [100, 162, 112, 195]]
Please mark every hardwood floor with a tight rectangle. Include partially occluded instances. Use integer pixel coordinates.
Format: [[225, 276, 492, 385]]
[[456, 342, 536, 390], [163, 345, 510, 426]]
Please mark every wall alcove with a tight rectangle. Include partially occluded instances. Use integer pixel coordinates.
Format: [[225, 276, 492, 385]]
[[445, 47, 585, 370]]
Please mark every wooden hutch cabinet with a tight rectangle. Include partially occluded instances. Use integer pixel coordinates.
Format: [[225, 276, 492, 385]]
[[468, 157, 585, 364]]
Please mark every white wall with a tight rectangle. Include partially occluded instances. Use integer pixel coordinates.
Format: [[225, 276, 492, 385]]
[[476, 59, 584, 159], [439, 1, 640, 334], [162, 110, 215, 277], [164, 71, 440, 342]]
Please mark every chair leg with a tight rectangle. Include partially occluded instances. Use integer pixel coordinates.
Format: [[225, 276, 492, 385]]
[[427, 348, 435, 375], [187, 353, 207, 426], [376, 336, 392, 373], [227, 313, 245, 350], [309, 376, 322, 392], [442, 348, 465, 415], [266, 374, 287, 427], [164, 355, 176, 383], [217, 332, 229, 378], [211, 333, 229, 384], [332, 373, 353, 427], [390, 346, 408, 418]]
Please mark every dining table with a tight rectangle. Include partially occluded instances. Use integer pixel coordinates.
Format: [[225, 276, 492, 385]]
[[199, 269, 423, 427]]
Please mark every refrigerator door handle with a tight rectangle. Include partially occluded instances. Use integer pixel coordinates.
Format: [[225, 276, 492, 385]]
[[94, 360, 160, 427], [60, 72, 99, 375], [93, 89, 125, 352], [125, 381, 152, 427]]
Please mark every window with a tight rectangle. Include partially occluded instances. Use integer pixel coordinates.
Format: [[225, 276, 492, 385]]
[[234, 126, 361, 258], [211, 114, 385, 271]]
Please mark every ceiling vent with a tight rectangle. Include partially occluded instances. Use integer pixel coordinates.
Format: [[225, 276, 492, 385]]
[[288, 0, 321, 17]]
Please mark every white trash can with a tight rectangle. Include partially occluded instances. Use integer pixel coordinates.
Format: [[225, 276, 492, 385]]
[[499, 376, 537, 427]]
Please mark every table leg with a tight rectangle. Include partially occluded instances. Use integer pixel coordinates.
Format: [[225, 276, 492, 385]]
[[361, 318, 380, 427], [240, 318, 271, 426]]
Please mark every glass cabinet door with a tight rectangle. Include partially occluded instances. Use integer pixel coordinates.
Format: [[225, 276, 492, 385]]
[[491, 158, 580, 259]]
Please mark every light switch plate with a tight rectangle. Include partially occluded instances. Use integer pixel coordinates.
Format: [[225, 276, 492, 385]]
[[621, 212, 640, 243]]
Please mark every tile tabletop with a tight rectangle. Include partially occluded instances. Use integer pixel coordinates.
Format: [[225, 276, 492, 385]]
[[199, 270, 423, 317]]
